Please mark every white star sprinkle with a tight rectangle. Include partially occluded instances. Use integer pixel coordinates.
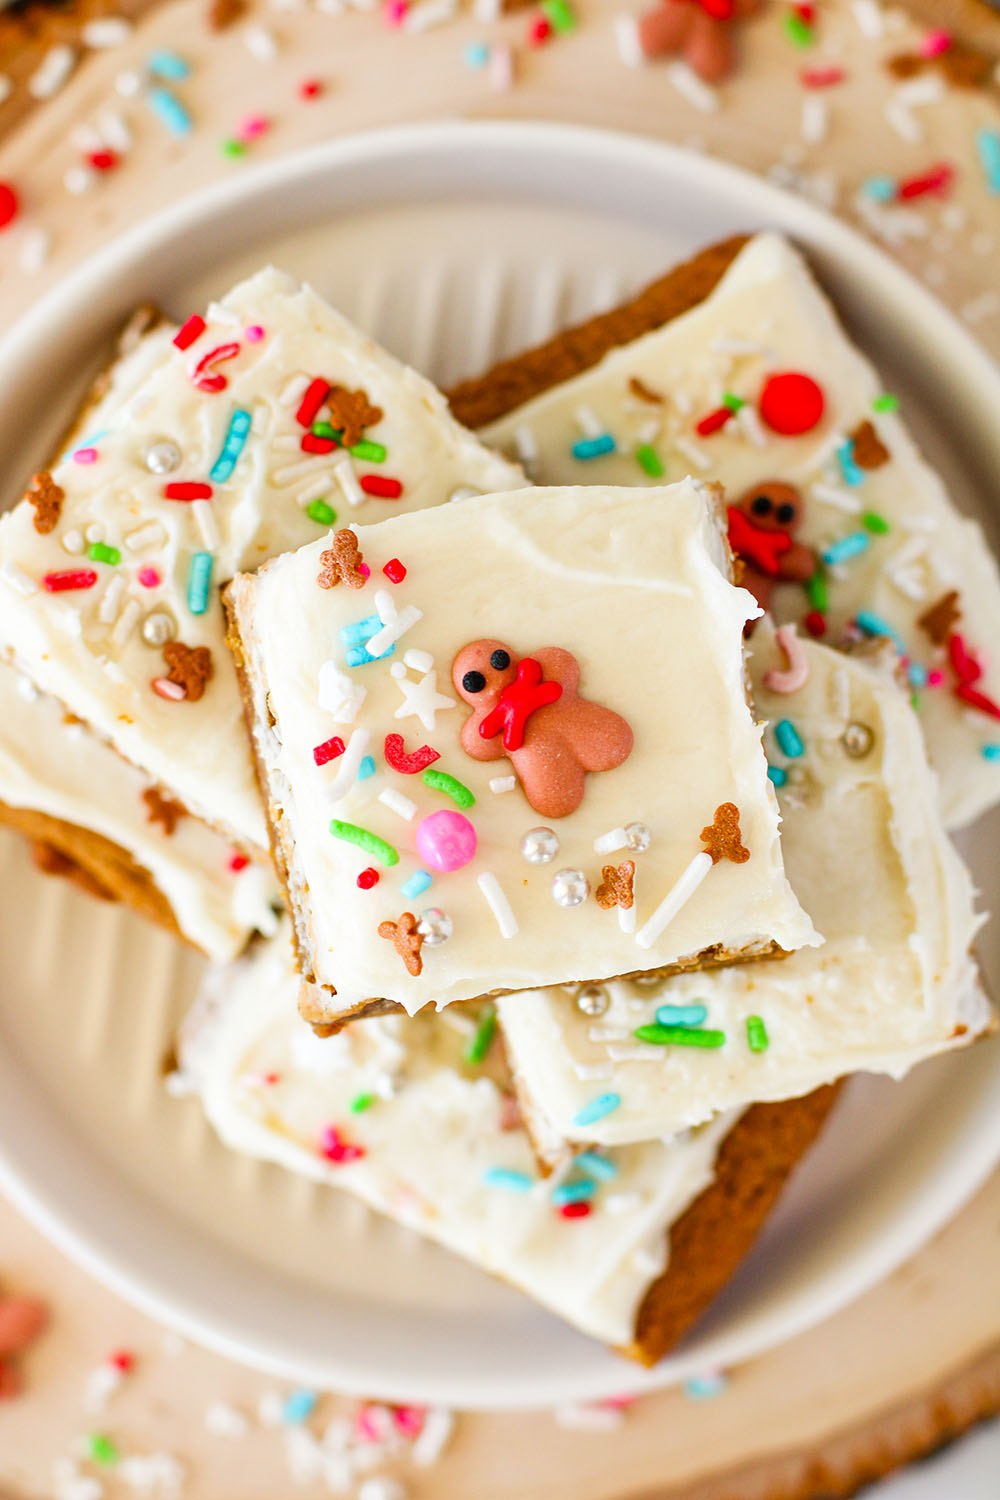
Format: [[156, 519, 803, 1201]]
[[393, 669, 455, 732]]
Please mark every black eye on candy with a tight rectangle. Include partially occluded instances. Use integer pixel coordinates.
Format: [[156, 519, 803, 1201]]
[[776, 503, 796, 525], [462, 671, 487, 694], [490, 650, 511, 670], [751, 495, 773, 516]]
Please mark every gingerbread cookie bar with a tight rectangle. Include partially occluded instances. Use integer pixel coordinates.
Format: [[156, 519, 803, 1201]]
[[0, 266, 523, 854], [225, 482, 818, 1024], [455, 232, 1000, 829], [498, 625, 990, 1153], [179, 923, 839, 1364]]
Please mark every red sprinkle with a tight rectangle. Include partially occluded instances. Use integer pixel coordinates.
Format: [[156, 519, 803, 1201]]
[[43, 569, 97, 593], [558, 1201, 591, 1220], [383, 558, 407, 584], [319, 1125, 365, 1164], [0, 182, 19, 230], [173, 314, 205, 351], [89, 149, 119, 172], [299, 77, 323, 99], [313, 734, 346, 766], [804, 610, 827, 637], [229, 852, 250, 872], [296, 377, 330, 429], [800, 65, 845, 87], [898, 163, 954, 201], [357, 867, 380, 890], [384, 732, 440, 775], [358, 563, 371, 581], [163, 482, 213, 501], [108, 1350, 135, 1373], [192, 341, 241, 394], [301, 433, 339, 454], [759, 371, 825, 436], [392, 1406, 426, 1438], [360, 475, 403, 499], [528, 14, 552, 44], [695, 406, 735, 437]]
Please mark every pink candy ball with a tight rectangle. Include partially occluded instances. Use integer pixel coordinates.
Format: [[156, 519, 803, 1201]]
[[416, 810, 477, 872]]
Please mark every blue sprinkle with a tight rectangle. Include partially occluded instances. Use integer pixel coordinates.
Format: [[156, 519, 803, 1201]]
[[907, 661, 928, 688], [822, 532, 869, 567], [775, 719, 804, 758], [976, 128, 1000, 195], [655, 1003, 708, 1028], [401, 869, 433, 900], [186, 552, 212, 615], [981, 745, 1000, 762], [282, 1389, 318, 1425], [146, 86, 192, 137], [571, 434, 616, 461], [209, 408, 252, 483], [148, 49, 191, 79], [574, 1151, 618, 1181], [684, 1371, 729, 1401], [356, 755, 376, 780], [340, 614, 383, 646], [835, 440, 864, 487], [551, 1177, 597, 1207], [860, 175, 897, 203], [345, 640, 395, 666], [767, 764, 788, 787], [855, 610, 905, 653], [483, 1167, 534, 1193], [572, 1092, 621, 1127], [463, 40, 490, 67]]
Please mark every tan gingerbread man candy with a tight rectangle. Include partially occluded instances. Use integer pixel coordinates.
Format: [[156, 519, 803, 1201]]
[[452, 640, 633, 819], [378, 911, 425, 977], [727, 481, 817, 619], [318, 529, 367, 590]]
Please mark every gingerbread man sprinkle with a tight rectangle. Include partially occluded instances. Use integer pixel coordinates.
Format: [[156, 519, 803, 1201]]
[[848, 420, 890, 471], [918, 590, 961, 647], [318, 529, 367, 590], [452, 640, 633, 819], [142, 786, 187, 835], [378, 911, 425, 977], [0, 1284, 48, 1400], [700, 803, 750, 865], [25, 472, 63, 535], [634, 0, 762, 84], [162, 641, 213, 702], [326, 386, 383, 449], [596, 860, 635, 911]]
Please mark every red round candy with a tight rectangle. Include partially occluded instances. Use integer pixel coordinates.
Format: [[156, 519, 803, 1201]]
[[357, 867, 379, 890], [0, 183, 19, 231], [759, 372, 825, 436]]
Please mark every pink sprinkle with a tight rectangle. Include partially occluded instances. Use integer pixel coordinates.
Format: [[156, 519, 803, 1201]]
[[358, 563, 371, 581], [383, 0, 408, 25], [928, 669, 945, 687], [244, 324, 265, 343], [137, 566, 161, 588], [383, 558, 406, 584], [800, 65, 845, 87], [152, 676, 186, 701], [319, 1125, 365, 1164], [238, 114, 270, 142], [498, 1094, 522, 1131], [355, 1404, 391, 1442], [229, 852, 250, 872], [919, 28, 951, 57], [73, 447, 98, 464], [393, 1405, 427, 1437]]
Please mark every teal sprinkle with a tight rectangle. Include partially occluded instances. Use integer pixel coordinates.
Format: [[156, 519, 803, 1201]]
[[572, 1092, 621, 1127], [655, 1003, 708, 1028], [574, 1151, 618, 1181], [186, 552, 212, 615], [981, 745, 1000, 761], [401, 869, 433, 900], [209, 408, 252, 482], [775, 719, 804, 758], [306, 499, 337, 526], [484, 1167, 533, 1193], [463, 40, 490, 67], [146, 86, 192, 137], [684, 1372, 729, 1400], [855, 610, 905, 653], [282, 1389, 318, 1425], [835, 440, 864, 487], [861, 175, 897, 203], [148, 49, 190, 78], [551, 1178, 596, 1207], [346, 640, 395, 666], [976, 128, 1000, 195], [822, 532, 869, 566], [351, 440, 387, 463], [571, 434, 615, 461], [356, 755, 376, 780], [341, 614, 382, 646], [422, 767, 475, 809], [767, 764, 788, 787], [907, 661, 927, 688]]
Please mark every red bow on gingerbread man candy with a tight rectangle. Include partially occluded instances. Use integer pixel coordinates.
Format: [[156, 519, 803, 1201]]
[[452, 640, 633, 819]]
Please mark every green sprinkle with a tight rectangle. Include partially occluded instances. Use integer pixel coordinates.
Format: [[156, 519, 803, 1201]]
[[88, 542, 120, 566], [721, 392, 745, 412], [221, 138, 246, 158], [422, 767, 475, 809], [746, 1015, 769, 1052], [635, 1024, 726, 1048], [311, 421, 341, 441], [872, 393, 898, 413], [86, 1433, 120, 1466], [464, 1004, 497, 1065], [329, 820, 399, 867], [782, 10, 814, 45], [350, 1092, 375, 1113], [351, 440, 386, 463], [862, 511, 890, 534], [541, 0, 575, 31], [911, 692, 921, 712], [635, 443, 664, 477], [806, 569, 828, 611], [306, 499, 337, 526]]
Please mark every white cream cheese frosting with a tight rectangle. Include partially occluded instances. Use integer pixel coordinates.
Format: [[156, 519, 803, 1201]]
[[497, 626, 990, 1150], [0, 662, 279, 961], [0, 267, 523, 850], [228, 483, 818, 1016], [179, 923, 735, 1349], [482, 233, 1000, 830]]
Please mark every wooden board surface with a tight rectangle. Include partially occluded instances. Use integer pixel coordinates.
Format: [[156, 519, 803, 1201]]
[[1, 0, 999, 1493]]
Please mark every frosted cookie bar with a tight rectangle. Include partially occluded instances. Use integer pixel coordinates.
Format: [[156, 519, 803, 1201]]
[[179, 924, 839, 1364], [225, 482, 817, 1025], [498, 626, 990, 1154], [454, 233, 1000, 829], [0, 267, 522, 854]]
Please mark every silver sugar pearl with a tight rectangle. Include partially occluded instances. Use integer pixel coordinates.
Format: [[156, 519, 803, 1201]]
[[417, 907, 452, 946], [141, 609, 177, 647], [575, 983, 609, 1017], [520, 826, 559, 864], [624, 821, 651, 853], [144, 438, 182, 475], [842, 721, 874, 758], [448, 485, 481, 504], [551, 868, 590, 908]]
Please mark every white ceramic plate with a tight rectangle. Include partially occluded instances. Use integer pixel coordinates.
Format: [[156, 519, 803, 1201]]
[[0, 122, 998, 1411]]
